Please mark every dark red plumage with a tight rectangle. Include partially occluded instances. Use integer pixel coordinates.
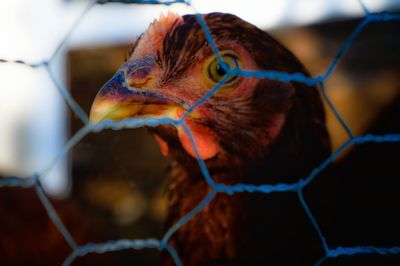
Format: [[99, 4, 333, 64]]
[[156, 13, 331, 266], [90, 12, 331, 266]]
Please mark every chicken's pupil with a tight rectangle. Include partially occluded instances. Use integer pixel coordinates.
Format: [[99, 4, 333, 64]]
[[216, 64, 226, 76]]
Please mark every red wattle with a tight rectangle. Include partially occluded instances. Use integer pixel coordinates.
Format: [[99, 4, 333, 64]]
[[177, 121, 220, 160]]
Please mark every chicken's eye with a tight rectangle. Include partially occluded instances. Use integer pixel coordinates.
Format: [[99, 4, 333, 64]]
[[205, 53, 240, 86]]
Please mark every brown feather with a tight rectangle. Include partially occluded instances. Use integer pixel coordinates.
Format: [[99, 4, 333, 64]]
[[150, 13, 332, 266]]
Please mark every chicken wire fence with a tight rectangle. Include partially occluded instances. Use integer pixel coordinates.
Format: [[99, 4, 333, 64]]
[[1, 0, 400, 265]]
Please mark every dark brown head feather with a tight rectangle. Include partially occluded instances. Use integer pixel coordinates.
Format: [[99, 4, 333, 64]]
[[144, 13, 332, 266]]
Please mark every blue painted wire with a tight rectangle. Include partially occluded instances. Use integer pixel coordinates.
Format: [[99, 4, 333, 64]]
[[297, 189, 330, 253], [63, 238, 160, 266], [162, 191, 217, 243], [183, 74, 230, 118], [214, 181, 302, 195], [89, 116, 180, 132], [187, 2, 225, 67], [160, 242, 184, 266], [40, 124, 92, 179], [97, 0, 186, 5], [239, 68, 322, 86], [328, 246, 400, 257], [315, 256, 329, 266], [358, 0, 371, 15], [0, 175, 37, 188], [178, 123, 217, 187], [353, 133, 400, 144], [45, 64, 89, 124], [35, 175, 78, 250], [319, 82, 354, 139], [48, 0, 97, 63], [302, 140, 353, 187], [0, 58, 46, 68], [323, 12, 400, 81]]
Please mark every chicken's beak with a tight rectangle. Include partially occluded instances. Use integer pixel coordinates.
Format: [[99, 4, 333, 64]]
[[89, 71, 184, 124]]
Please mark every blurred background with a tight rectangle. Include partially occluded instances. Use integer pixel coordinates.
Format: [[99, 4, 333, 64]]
[[0, 0, 400, 265]]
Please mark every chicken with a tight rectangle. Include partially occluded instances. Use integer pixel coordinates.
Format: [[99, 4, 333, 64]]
[[89, 12, 331, 266]]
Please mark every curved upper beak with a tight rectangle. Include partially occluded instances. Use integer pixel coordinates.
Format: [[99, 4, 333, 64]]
[[89, 71, 184, 124]]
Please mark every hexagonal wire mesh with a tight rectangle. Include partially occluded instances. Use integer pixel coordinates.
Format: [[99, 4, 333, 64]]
[[0, 0, 400, 265]]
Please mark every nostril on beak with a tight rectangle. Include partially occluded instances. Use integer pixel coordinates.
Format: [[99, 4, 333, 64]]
[[127, 76, 152, 87], [125, 56, 154, 87], [126, 68, 153, 87]]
